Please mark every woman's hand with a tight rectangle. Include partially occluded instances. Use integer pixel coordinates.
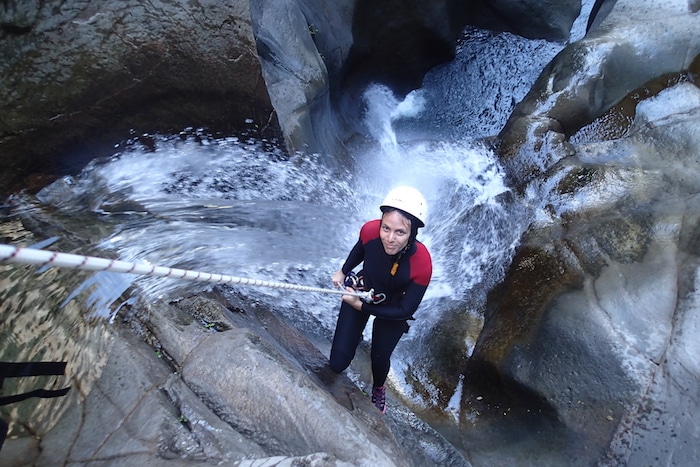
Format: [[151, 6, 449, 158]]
[[341, 287, 363, 311], [331, 269, 345, 288], [332, 270, 362, 310]]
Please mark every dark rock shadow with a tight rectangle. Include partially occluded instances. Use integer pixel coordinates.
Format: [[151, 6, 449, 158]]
[[455, 358, 586, 465]]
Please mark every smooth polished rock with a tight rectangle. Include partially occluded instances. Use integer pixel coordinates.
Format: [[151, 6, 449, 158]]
[[474, 80, 700, 464], [497, 0, 700, 186]]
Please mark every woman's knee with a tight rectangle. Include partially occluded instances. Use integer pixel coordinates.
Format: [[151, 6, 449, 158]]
[[329, 349, 353, 373]]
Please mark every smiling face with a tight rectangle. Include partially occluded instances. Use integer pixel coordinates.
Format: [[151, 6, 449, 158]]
[[380, 210, 412, 256]]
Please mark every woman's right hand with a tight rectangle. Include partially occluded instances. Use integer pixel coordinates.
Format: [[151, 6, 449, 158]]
[[331, 269, 345, 288]]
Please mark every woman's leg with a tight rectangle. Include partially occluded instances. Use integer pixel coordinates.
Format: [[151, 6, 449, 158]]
[[329, 302, 370, 373], [370, 318, 409, 387]]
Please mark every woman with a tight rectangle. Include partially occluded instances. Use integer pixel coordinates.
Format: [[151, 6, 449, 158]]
[[329, 186, 432, 413]]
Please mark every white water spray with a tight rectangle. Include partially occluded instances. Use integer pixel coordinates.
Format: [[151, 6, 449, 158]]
[[362, 84, 426, 156], [359, 84, 520, 304]]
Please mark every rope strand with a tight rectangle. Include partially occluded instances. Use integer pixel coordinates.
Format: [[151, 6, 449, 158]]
[[0, 243, 372, 300]]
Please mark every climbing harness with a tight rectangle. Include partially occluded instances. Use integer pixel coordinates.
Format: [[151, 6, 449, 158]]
[[343, 271, 364, 290], [343, 271, 388, 304], [0, 243, 374, 301]]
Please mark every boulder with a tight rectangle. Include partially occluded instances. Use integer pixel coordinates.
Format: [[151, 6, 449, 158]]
[[0, 0, 275, 194], [470, 0, 581, 41], [496, 0, 700, 187], [475, 33, 700, 467]]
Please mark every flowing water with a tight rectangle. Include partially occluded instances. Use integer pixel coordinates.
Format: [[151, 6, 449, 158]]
[[2, 1, 597, 451]]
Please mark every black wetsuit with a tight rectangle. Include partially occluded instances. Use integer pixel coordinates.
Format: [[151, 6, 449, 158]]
[[329, 219, 432, 387]]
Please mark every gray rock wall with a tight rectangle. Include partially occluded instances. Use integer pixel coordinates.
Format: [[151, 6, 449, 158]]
[[496, 0, 700, 186], [0, 0, 582, 194], [470, 0, 582, 41], [1, 290, 466, 465], [249, 0, 355, 158], [0, 0, 274, 194], [475, 0, 700, 463]]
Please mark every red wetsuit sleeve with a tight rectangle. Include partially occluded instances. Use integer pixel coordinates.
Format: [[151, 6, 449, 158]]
[[409, 243, 432, 287]]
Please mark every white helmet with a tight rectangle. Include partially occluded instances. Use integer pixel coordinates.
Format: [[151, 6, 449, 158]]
[[380, 186, 427, 227]]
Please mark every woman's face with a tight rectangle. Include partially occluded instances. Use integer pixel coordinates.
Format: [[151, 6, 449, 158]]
[[380, 210, 411, 256]]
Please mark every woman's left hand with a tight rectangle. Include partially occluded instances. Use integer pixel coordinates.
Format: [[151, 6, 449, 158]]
[[341, 287, 363, 311]]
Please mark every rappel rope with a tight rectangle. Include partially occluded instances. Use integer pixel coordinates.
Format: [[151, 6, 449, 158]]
[[0, 243, 373, 301]]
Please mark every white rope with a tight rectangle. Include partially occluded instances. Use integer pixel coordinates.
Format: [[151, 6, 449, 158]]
[[0, 243, 372, 300]]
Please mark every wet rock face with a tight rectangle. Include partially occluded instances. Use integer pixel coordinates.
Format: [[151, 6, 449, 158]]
[[248, 0, 356, 158], [1, 0, 582, 195], [274, 0, 581, 150], [476, 83, 700, 464], [496, 0, 700, 187], [340, 0, 468, 99], [12, 291, 462, 465], [469, 0, 582, 41], [0, 0, 275, 195], [340, 0, 581, 99], [479, 0, 700, 462], [0, 0, 39, 32]]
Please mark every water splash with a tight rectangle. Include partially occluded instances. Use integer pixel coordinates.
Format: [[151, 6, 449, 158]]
[[357, 83, 529, 411], [362, 84, 426, 155], [358, 85, 521, 304]]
